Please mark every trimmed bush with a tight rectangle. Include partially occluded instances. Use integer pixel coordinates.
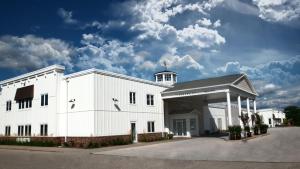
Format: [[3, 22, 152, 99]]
[[260, 124, 269, 134], [253, 125, 259, 135], [228, 125, 242, 140]]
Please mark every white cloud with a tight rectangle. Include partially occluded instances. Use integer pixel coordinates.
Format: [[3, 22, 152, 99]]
[[130, 0, 225, 50], [76, 34, 135, 74], [159, 54, 204, 71], [253, 0, 300, 23], [57, 8, 78, 24], [0, 35, 73, 70], [197, 18, 212, 27], [216, 61, 241, 74], [177, 23, 225, 49]]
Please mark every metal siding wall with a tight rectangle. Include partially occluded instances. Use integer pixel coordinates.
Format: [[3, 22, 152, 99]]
[[94, 73, 166, 136], [0, 71, 62, 136]]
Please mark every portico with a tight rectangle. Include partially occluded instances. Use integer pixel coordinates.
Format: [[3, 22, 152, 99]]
[[161, 74, 258, 137]]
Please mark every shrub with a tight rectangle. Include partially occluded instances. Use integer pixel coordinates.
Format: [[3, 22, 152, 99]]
[[244, 126, 250, 132], [260, 124, 269, 134], [228, 125, 242, 140], [167, 134, 173, 140], [253, 125, 259, 135], [0, 139, 59, 147]]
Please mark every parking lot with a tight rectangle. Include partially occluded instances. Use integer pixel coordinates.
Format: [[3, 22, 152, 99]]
[[0, 127, 300, 169], [95, 127, 300, 162]]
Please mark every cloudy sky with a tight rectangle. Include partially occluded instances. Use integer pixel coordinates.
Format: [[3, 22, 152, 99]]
[[0, 0, 299, 108]]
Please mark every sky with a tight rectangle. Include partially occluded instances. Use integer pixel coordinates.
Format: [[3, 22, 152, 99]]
[[0, 0, 299, 109]]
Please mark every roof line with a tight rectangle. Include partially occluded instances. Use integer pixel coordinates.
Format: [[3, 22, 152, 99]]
[[162, 83, 231, 94], [64, 68, 171, 88], [0, 65, 65, 85]]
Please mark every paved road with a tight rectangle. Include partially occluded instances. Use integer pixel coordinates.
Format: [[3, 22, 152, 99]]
[[96, 127, 300, 162], [0, 127, 299, 169]]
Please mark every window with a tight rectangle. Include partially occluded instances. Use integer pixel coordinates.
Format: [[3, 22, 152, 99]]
[[157, 74, 163, 82], [25, 125, 31, 136], [40, 124, 48, 136], [190, 119, 196, 130], [269, 118, 272, 125], [5, 126, 11, 136], [18, 125, 24, 136], [129, 92, 136, 104], [146, 94, 154, 106], [147, 121, 155, 132], [165, 74, 171, 81], [18, 99, 32, 109], [41, 94, 48, 106], [6, 100, 12, 111]]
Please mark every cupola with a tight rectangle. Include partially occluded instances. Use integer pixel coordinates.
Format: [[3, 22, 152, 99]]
[[154, 70, 177, 86]]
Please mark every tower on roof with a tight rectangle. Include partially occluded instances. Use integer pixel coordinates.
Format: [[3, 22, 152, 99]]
[[154, 62, 177, 85]]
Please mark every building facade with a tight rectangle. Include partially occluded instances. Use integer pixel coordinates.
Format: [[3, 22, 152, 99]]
[[258, 109, 286, 127], [0, 65, 259, 142]]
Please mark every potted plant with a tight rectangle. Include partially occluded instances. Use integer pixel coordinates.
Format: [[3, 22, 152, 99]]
[[260, 124, 268, 134], [244, 126, 251, 137], [228, 125, 242, 140]]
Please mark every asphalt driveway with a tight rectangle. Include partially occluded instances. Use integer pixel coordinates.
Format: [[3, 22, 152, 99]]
[[94, 127, 300, 162]]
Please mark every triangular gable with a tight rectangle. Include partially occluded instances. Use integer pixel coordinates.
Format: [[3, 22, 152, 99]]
[[233, 75, 257, 95]]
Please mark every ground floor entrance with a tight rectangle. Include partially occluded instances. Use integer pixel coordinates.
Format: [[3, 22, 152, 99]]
[[173, 119, 187, 136]]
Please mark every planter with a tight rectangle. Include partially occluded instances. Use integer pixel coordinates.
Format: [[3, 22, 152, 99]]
[[247, 132, 252, 137], [229, 133, 241, 140]]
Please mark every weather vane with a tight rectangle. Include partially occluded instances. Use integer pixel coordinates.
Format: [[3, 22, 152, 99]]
[[163, 60, 168, 71]]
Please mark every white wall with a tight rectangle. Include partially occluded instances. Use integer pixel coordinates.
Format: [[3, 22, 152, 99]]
[[94, 73, 167, 136], [0, 70, 63, 136]]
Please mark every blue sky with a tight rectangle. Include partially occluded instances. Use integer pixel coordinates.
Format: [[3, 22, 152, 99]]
[[0, 0, 299, 108]]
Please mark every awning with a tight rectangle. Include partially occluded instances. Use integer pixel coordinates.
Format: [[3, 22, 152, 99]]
[[14, 85, 34, 100]]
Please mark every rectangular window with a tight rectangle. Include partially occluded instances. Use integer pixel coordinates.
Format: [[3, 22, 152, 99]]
[[18, 125, 24, 136], [147, 121, 155, 132], [41, 94, 48, 106], [17, 99, 33, 109], [165, 74, 171, 81], [269, 118, 272, 125], [157, 74, 163, 82], [6, 101, 12, 111], [129, 92, 136, 104], [146, 94, 154, 105], [5, 126, 11, 136], [40, 124, 48, 136], [25, 125, 31, 136], [21, 100, 25, 109], [190, 119, 196, 130]]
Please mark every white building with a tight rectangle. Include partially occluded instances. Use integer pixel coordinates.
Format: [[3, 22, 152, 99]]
[[0, 65, 258, 142], [258, 109, 286, 127]]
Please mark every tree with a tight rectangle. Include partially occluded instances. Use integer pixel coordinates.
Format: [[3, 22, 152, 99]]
[[284, 106, 300, 126]]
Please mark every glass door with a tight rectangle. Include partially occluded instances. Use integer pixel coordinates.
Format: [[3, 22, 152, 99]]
[[173, 119, 187, 136]]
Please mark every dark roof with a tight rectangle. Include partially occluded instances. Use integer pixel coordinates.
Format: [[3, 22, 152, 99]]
[[14, 85, 34, 100], [164, 74, 243, 92], [154, 70, 177, 75]]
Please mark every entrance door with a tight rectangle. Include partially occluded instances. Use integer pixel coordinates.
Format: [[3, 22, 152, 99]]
[[131, 122, 137, 143], [217, 118, 222, 130], [173, 119, 187, 136]]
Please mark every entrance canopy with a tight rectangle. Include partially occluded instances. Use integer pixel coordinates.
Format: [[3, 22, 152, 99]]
[[162, 73, 258, 126]]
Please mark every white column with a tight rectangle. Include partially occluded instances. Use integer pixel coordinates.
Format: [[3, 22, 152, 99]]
[[246, 98, 251, 126], [237, 96, 241, 116], [237, 95, 242, 126], [253, 100, 257, 114], [227, 92, 232, 126], [162, 74, 165, 82]]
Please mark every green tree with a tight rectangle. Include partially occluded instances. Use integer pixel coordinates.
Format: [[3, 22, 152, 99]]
[[284, 106, 300, 126]]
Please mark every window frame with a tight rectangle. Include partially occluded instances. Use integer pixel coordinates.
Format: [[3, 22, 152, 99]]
[[40, 124, 48, 136], [147, 121, 155, 133], [165, 74, 171, 81], [129, 91, 136, 105], [5, 126, 11, 136], [146, 94, 154, 106], [41, 93, 48, 107], [157, 74, 163, 82], [6, 100, 12, 111]]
